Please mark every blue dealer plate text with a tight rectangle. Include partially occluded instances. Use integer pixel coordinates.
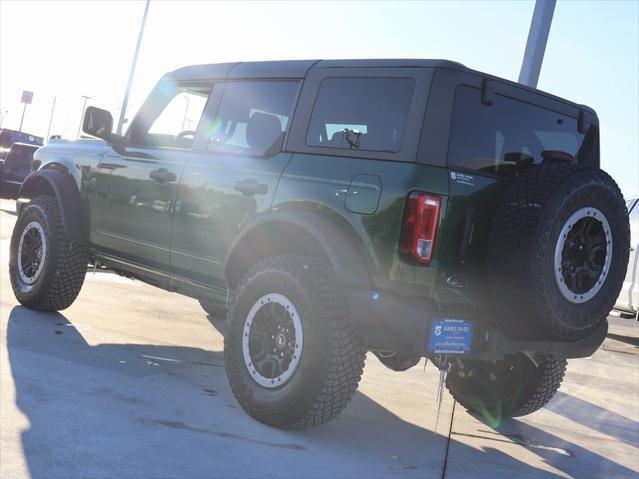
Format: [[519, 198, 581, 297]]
[[428, 319, 474, 354]]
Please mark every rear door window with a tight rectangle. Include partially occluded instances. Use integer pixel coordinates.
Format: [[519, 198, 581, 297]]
[[448, 85, 585, 177], [205, 81, 300, 157], [307, 77, 414, 153]]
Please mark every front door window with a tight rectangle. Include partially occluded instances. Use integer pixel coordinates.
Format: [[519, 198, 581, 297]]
[[128, 82, 211, 150]]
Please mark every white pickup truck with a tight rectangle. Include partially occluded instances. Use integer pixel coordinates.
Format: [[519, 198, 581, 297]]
[[615, 197, 639, 318]]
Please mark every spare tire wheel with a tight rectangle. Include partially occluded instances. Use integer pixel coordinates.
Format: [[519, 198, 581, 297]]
[[487, 163, 629, 340]]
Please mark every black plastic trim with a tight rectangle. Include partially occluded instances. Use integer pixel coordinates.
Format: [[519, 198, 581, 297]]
[[18, 169, 86, 244], [224, 210, 374, 290], [481, 79, 494, 106]]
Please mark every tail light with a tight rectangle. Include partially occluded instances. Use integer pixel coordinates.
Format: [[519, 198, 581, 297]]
[[400, 192, 441, 265]]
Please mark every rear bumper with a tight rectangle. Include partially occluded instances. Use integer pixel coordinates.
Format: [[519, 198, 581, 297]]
[[345, 288, 607, 361]]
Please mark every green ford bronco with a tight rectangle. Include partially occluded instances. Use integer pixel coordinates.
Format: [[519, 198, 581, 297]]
[[10, 60, 630, 428]]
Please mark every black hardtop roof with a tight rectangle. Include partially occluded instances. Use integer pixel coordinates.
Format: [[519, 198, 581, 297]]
[[167, 59, 594, 114], [168, 59, 466, 80]]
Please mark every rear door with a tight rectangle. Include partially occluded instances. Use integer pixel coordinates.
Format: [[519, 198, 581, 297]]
[[280, 67, 440, 296], [91, 80, 212, 278], [170, 80, 301, 292]]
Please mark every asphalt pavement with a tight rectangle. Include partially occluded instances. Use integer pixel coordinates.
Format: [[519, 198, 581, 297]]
[[1, 198, 637, 479]]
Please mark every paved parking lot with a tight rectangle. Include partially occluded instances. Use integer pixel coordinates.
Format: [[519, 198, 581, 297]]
[[1, 198, 637, 479]]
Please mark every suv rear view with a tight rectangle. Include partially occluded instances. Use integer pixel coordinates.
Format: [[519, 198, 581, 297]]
[[9, 60, 629, 428]]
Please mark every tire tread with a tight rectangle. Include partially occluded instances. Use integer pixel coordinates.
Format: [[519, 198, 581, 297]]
[[225, 255, 366, 429], [487, 163, 628, 340], [10, 196, 87, 311]]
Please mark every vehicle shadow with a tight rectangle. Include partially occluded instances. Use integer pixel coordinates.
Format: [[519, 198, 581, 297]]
[[544, 390, 639, 448], [459, 408, 639, 478], [6, 306, 569, 479], [0, 207, 17, 216], [606, 332, 639, 347]]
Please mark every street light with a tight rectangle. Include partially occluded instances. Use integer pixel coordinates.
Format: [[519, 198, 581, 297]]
[[77, 95, 91, 138], [117, 0, 151, 135], [519, 0, 557, 88], [47, 97, 56, 140]]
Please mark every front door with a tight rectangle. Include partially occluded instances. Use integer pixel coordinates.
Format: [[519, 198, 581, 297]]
[[91, 80, 212, 275], [171, 80, 301, 293]]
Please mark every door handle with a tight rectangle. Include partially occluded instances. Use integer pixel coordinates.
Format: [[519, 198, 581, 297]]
[[149, 168, 176, 184], [234, 179, 267, 196]]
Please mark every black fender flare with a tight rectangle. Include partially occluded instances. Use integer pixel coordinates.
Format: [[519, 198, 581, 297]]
[[18, 169, 86, 244], [224, 210, 374, 290]]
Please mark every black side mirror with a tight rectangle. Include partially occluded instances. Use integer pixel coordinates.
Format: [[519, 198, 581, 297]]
[[83, 106, 113, 140], [82, 106, 126, 154]]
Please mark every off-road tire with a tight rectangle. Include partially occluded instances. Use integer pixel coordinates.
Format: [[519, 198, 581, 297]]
[[225, 255, 366, 429], [9, 195, 87, 311], [199, 298, 227, 319], [488, 163, 629, 340], [446, 354, 567, 420]]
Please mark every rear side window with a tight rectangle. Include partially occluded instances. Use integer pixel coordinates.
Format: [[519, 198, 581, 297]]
[[206, 81, 299, 157], [448, 85, 584, 177], [307, 77, 414, 153]]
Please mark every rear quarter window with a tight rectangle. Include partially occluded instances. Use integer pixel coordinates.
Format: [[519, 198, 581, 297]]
[[306, 77, 414, 153], [448, 85, 585, 177]]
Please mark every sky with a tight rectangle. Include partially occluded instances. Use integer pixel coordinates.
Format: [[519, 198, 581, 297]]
[[0, 0, 637, 197]]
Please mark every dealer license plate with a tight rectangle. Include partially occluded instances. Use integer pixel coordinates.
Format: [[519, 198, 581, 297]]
[[427, 319, 474, 354]]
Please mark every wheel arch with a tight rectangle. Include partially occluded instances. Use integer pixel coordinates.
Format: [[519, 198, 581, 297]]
[[18, 168, 87, 244], [224, 210, 375, 291]]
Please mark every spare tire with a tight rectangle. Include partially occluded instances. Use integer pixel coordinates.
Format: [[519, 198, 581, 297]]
[[487, 163, 629, 340]]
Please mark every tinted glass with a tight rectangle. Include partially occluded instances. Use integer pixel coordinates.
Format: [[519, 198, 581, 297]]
[[448, 85, 585, 177], [307, 77, 414, 153], [206, 81, 299, 157]]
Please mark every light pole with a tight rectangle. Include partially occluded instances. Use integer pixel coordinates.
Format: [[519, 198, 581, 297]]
[[519, 0, 556, 88], [18, 103, 27, 132], [46, 96, 56, 140], [117, 0, 151, 135], [77, 95, 91, 138]]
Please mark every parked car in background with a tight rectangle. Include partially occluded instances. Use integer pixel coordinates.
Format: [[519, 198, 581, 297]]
[[0, 129, 43, 197], [614, 197, 639, 318], [0, 143, 40, 199], [0, 128, 43, 159]]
